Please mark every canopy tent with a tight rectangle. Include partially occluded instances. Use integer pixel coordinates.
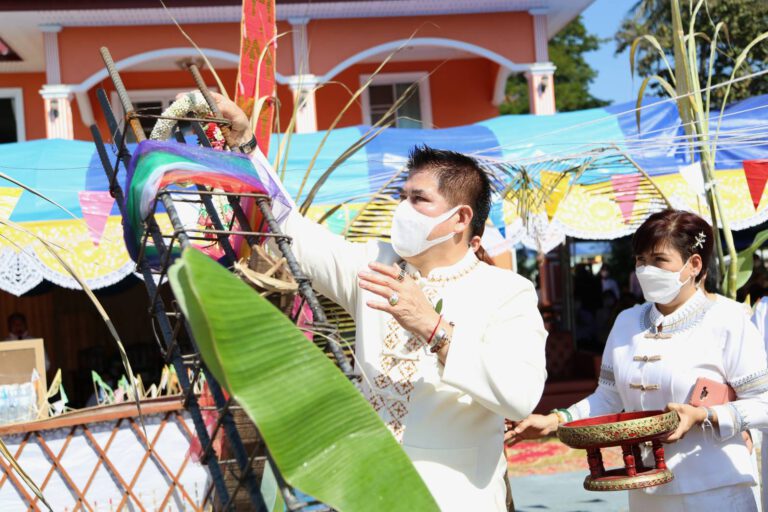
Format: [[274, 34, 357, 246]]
[[0, 95, 766, 295]]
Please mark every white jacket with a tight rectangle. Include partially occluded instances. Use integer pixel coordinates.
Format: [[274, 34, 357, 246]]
[[278, 211, 547, 511], [569, 291, 768, 498]]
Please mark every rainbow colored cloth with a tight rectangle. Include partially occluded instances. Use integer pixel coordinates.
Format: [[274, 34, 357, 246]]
[[124, 140, 269, 265]]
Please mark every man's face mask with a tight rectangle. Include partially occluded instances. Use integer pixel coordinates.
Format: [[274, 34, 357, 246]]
[[390, 200, 460, 258]]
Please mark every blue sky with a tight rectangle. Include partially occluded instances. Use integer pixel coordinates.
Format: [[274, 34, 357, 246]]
[[580, 0, 639, 106]]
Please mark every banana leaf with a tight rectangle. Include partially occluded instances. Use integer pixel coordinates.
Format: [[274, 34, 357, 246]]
[[168, 249, 438, 512], [728, 228, 768, 292]]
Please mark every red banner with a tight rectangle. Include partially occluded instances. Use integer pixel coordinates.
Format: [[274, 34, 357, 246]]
[[235, 0, 276, 155]]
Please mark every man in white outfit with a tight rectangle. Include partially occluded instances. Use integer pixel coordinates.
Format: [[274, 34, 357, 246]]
[[213, 93, 548, 511]]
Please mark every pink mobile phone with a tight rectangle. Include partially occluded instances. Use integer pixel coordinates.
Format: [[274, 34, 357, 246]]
[[689, 377, 736, 407]]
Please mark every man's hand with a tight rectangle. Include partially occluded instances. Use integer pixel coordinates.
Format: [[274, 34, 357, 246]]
[[664, 403, 708, 443], [358, 262, 438, 339], [176, 91, 252, 147], [505, 414, 560, 446]]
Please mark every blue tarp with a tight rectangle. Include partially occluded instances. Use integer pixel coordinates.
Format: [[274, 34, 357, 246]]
[[0, 95, 765, 223]]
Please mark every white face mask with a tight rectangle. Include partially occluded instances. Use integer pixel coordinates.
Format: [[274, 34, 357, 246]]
[[635, 259, 692, 305], [391, 200, 461, 258]]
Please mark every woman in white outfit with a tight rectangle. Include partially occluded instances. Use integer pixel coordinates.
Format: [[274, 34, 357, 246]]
[[751, 296, 768, 512], [510, 209, 768, 511]]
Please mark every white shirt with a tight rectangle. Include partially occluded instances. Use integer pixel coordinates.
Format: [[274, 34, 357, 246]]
[[249, 149, 548, 509], [277, 211, 548, 511], [751, 297, 768, 512], [568, 290, 768, 496]]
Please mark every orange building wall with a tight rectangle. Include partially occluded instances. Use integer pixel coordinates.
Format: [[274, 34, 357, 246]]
[[316, 58, 501, 130], [307, 12, 535, 76], [0, 73, 47, 140], [72, 57, 502, 140], [57, 21, 294, 86], [10, 12, 534, 141]]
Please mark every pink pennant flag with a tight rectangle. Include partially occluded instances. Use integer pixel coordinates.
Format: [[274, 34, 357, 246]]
[[78, 191, 115, 246], [611, 174, 642, 224]]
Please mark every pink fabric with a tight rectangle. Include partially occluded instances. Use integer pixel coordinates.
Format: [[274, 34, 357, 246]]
[[611, 174, 641, 223], [78, 191, 115, 246]]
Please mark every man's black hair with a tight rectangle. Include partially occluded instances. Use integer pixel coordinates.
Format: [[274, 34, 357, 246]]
[[406, 145, 492, 239]]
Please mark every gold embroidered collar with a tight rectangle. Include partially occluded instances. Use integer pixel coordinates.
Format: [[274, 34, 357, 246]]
[[404, 249, 481, 284]]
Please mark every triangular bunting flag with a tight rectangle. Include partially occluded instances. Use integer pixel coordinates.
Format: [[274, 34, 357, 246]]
[[743, 160, 768, 210], [541, 171, 571, 220], [78, 191, 114, 246], [678, 161, 705, 197], [611, 174, 642, 224], [0, 187, 22, 220]]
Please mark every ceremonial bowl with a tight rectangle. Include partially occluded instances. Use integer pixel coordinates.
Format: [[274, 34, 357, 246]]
[[557, 410, 679, 449], [557, 410, 679, 491]]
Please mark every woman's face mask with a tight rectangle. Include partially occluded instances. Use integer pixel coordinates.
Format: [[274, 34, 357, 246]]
[[391, 200, 460, 258], [635, 258, 693, 305]]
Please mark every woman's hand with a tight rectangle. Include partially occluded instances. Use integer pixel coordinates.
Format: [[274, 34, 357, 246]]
[[505, 414, 560, 446], [664, 402, 707, 443], [358, 262, 438, 339]]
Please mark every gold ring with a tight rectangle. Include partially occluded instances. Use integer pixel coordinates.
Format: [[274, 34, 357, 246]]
[[388, 293, 400, 306]]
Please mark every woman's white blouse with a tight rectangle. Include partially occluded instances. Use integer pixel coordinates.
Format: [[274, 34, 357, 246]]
[[567, 290, 768, 495]]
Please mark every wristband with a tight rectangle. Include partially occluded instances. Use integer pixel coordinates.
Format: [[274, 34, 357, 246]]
[[237, 135, 257, 155], [426, 315, 443, 345], [429, 321, 454, 354], [550, 408, 572, 424]]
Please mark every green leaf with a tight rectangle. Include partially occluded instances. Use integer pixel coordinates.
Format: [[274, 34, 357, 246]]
[[168, 249, 438, 512], [434, 299, 443, 314], [729, 228, 768, 292]]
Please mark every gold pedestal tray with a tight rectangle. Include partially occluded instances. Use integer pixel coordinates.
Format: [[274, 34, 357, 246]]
[[557, 410, 679, 492]]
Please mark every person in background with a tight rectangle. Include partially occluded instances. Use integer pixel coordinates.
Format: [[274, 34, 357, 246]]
[[510, 209, 768, 511], [5, 312, 30, 341], [594, 290, 617, 346], [599, 265, 620, 300], [5, 313, 49, 371]]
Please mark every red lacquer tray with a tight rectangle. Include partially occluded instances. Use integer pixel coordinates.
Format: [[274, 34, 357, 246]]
[[557, 410, 679, 491]]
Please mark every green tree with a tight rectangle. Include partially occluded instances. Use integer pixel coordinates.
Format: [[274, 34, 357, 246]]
[[616, 0, 768, 105], [500, 16, 609, 115]]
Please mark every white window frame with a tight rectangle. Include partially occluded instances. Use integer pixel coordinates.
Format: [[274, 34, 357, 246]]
[[360, 72, 432, 129], [0, 88, 25, 142]]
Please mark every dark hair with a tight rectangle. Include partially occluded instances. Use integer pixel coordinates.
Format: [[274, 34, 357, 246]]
[[406, 145, 492, 240], [7, 312, 26, 328], [631, 209, 713, 283]]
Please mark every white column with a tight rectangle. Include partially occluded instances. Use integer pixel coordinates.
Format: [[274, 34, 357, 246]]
[[526, 63, 556, 116], [527, 10, 556, 115], [529, 9, 550, 62], [40, 85, 75, 139], [287, 74, 318, 133], [40, 24, 62, 84], [39, 24, 76, 139]]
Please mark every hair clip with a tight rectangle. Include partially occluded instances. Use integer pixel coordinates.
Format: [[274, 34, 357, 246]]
[[693, 231, 706, 250]]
